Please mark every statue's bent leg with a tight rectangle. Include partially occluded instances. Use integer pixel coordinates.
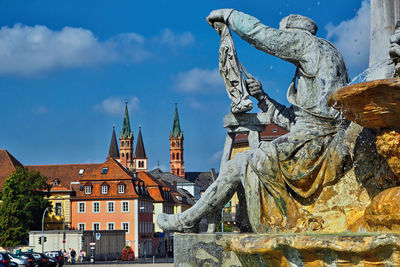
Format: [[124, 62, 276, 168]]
[[157, 152, 247, 232]]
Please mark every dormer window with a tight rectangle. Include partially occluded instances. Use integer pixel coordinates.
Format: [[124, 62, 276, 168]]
[[78, 169, 84, 175], [273, 128, 277, 133], [101, 167, 109, 174], [53, 179, 59, 186], [102, 185, 109, 194], [118, 184, 125, 194], [85, 186, 92, 195]]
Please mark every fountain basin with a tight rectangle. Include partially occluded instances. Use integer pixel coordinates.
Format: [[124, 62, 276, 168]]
[[328, 78, 400, 129]]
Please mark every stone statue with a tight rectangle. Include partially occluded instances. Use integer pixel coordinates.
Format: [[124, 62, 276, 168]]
[[157, 9, 352, 233]]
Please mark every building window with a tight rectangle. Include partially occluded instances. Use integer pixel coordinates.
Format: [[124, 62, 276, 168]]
[[122, 201, 129, 212], [78, 169, 84, 175], [118, 184, 125, 194], [84, 186, 91, 194], [78, 202, 86, 213], [122, 222, 129, 233], [176, 152, 179, 160], [93, 202, 100, 213], [101, 167, 109, 174], [93, 223, 100, 231], [55, 203, 62, 216], [107, 223, 115, 230], [53, 179, 59, 186], [107, 201, 115, 213], [102, 185, 109, 194], [78, 223, 85, 231], [126, 152, 130, 160], [172, 153, 175, 160], [176, 141, 179, 147], [273, 128, 277, 133], [172, 141, 175, 147]]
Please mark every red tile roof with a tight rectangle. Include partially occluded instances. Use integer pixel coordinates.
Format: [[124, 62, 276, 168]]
[[0, 149, 24, 189], [234, 122, 289, 144], [26, 163, 101, 189]]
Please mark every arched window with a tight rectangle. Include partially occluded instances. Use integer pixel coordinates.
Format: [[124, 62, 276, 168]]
[[177, 168, 180, 175], [172, 141, 175, 147], [122, 153, 125, 157], [176, 152, 180, 160], [172, 153, 175, 160], [176, 141, 179, 147], [126, 152, 129, 160]]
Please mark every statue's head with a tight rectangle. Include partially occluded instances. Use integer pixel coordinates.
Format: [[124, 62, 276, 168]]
[[279, 14, 318, 35]]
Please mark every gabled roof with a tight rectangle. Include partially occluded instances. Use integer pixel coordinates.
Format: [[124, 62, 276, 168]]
[[120, 103, 133, 139], [185, 170, 217, 192], [170, 103, 183, 139], [137, 172, 174, 203], [135, 127, 147, 158], [81, 157, 137, 181], [26, 163, 101, 189], [0, 149, 24, 189], [150, 168, 192, 185], [108, 126, 120, 159]]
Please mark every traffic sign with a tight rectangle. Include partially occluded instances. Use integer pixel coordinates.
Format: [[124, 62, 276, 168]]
[[89, 242, 96, 246], [95, 233, 101, 240]]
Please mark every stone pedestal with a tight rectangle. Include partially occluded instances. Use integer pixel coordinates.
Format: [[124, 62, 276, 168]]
[[175, 233, 400, 266], [174, 233, 242, 267]]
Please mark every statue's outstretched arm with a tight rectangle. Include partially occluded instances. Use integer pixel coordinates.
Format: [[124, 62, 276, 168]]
[[228, 11, 315, 67]]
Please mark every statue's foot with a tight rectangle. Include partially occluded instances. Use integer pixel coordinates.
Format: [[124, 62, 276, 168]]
[[157, 213, 197, 233]]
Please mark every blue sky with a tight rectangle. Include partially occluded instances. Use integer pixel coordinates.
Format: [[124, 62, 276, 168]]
[[0, 0, 370, 172]]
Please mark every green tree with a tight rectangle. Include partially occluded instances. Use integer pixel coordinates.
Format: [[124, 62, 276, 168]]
[[0, 167, 50, 247]]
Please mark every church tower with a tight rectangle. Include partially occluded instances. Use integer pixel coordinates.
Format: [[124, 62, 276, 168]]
[[108, 125, 120, 159], [170, 103, 185, 178], [119, 103, 134, 169], [134, 126, 148, 172]]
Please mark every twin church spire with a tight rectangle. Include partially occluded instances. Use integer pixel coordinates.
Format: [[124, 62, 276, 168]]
[[108, 102, 184, 178], [108, 103, 147, 172]]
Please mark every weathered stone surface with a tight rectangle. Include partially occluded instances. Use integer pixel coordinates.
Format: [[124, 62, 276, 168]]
[[328, 78, 400, 129], [175, 233, 400, 266], [229, 233, 400, 266], [174, 233, 242, 267]]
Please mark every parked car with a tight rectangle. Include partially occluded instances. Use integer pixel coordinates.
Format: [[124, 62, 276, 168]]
[[6, 254, 28, 267], [17, 254, 35, 267], [43, 252, 63, 267], [0, 253, 11, 267], [18, 253, 37, 267], [20, 253, 48, 267]]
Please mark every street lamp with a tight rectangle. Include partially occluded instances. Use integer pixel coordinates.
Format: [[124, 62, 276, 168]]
[[41, 207, 50, 253]]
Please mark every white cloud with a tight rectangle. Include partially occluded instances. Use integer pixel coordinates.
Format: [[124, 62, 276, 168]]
[[175, 68, 224, 93], [325, 0, 370, 73], [154, 29, 195, 47], [0, 24, 150, 76], [93, 96, 139, 115], [34, 105, 48, 114], [208, 150, 223, 164]]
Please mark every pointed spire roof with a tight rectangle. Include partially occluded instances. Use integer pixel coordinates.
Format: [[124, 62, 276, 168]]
[[170, 103, 183, 139], [135, 126, 147, 158], [108, 125, 120, 159], [120, 102, 133, 139]]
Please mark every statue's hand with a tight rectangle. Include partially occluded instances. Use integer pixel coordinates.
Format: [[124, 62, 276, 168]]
[[206, 9, 234, 27], [246, 78, 265, 101]]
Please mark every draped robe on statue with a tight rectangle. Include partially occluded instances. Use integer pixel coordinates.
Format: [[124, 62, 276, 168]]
[[226, 11, 351, 231]]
